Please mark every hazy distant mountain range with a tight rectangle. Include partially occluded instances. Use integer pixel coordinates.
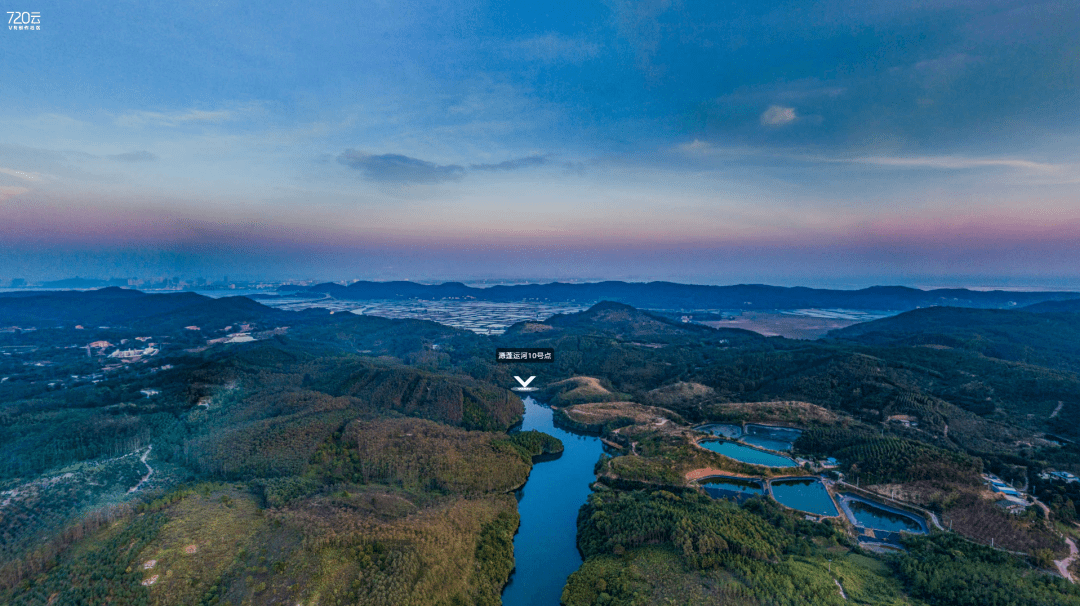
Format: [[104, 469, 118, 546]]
[[0, 287, 293, 329], [297, 280, 1080, 311]]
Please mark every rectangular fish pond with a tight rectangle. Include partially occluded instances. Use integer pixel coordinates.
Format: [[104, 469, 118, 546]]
[[696, 476, 765, 503], [695, 423, 742, 439], [742, 424, 803, 452], [698, 440, 798, 468], [769, 478, 839, 517], [838, 494, 927, 534]]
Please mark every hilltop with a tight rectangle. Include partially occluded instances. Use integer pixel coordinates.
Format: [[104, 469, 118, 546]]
[[828, 306, 1080, 372], [503, 300, 751, 342], [0, 287, 290, 330], [1023, 298, 1080, 313], [5, 289, 1080, 606]]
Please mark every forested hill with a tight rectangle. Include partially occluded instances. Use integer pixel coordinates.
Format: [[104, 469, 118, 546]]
[[504, 300, 759, 343], [1022, 298, 1080, 313], [0, 287, 293, 330], [827, 306, 1080, 372], [300, 280, 1080, 310], [6, 290, 1080, 605]]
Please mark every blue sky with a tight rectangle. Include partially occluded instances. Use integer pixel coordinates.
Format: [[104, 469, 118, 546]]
[[1, 0, 1078, 286]]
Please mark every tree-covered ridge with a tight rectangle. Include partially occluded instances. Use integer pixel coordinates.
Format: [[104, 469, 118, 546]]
[[796, 427, 982, 485], [6, 291, 1080, 605], [310, 417, 557, 494], [301, 280, 1080, 311], [829, 306, 1080, 373], [578, 490, 809, 565], [0, 309, 550, 605], [331, 363, 522, 430], [895, 533, 1080, 606], [8, 509, 166, 606], [565, 489, 912, 606]]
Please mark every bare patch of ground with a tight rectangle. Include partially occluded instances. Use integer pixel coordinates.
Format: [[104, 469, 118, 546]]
[[645, 382, 715, 406], [684, 468, 762, 482], [563, 401, 681, 428], [1056, 536, 1077, 582], [540, 376, 622, 405]]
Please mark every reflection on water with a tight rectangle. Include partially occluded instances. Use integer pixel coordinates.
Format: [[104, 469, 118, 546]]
[[696, 423, 802, 452], [698, 477, 764, 502], [740, 435, 795, 452], [698, 440, 798, 467], [502, 398, 604, 606], [844, 497, 926, 533], [770, 478, 838, 517], [697, 423, 742, 439], [743, 424, 802, 451]]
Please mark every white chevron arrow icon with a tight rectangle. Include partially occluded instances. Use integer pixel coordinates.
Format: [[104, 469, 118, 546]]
[[514, 376, 535, 388]]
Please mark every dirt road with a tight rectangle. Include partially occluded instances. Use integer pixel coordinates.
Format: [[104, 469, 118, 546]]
[[127, 445, 154, 494], [1056, 536, 1077, 583]]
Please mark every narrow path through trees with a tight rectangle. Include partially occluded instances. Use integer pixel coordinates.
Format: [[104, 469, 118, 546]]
[[127, 445, 153, 494]]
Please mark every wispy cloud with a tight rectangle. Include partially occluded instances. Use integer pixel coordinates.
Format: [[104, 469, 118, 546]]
[[840, 155, 1060, 172], [115, 103, 265, 128], [760, 105, 797, 126], [505, 33, 600, 63], [116, 109, 233, 127], [677, 139, 714, 154], [674, 142, 1065, 177], [470, 155, 547, 171], [0, 186, 30, 201], [107, 151, 158, 162], [0, 167, 45, 181], [337, 150, 465, 183], [720, 78, 847, 104]]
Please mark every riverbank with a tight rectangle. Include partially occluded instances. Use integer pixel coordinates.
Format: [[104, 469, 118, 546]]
[[502, 398, 604, 606]]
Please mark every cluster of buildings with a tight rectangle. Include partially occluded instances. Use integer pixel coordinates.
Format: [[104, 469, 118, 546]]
[[86, 339, 160, 362], [108, 346, 159, 360], [1039, 470, 1079, 483], [983, 473, 1030, 513]]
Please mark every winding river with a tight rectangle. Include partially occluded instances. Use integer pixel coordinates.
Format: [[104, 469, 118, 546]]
[[502, 398, 604, 606]]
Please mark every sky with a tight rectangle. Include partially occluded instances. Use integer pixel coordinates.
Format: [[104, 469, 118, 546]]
[[1, 0, 1078, 288]]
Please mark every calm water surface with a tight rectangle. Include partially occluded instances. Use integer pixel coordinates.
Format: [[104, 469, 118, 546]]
[[698, 477, 765, 502], [770, 478, 839, 517], [502, 398, 604, 606], [740, 435, 795, 452], [699, 440, 797, 468], [697, 423, 742, 439], [743, 424, 802, 451], [844, 497, 926, 533]]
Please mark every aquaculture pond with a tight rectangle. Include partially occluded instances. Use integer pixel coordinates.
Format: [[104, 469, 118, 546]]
[[696, 423, 803, 452], [769, 478, 839, 517], [697, 476, 765, 502], [742, 424, 803, 452], [502, 398, 604, 606], [698, 440, 798, 468], [696, 423, 742, 439], [840, 495, 927, 534]]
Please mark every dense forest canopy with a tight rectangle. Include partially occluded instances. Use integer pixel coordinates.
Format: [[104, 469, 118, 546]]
[[3, 289, 1080, 605]]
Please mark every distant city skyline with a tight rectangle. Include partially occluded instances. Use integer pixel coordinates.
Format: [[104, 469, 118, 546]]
[[3, 1, 1078, 287]]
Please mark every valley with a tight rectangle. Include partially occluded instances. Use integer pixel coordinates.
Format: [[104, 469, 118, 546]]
[[3, 288, 1080, 605]]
